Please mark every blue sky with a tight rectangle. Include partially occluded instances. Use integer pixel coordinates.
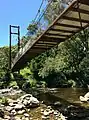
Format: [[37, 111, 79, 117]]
[[0, 0, 46, 47]]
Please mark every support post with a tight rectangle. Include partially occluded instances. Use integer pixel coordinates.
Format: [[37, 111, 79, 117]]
[[9, 25, 20, 71], [9, 25, 12, 70], [18, 26, 20, 51]]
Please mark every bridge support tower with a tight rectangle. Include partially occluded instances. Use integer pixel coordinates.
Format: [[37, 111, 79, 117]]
[[9, 25, 20, 70]]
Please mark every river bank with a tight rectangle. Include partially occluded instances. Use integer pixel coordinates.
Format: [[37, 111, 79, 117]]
[[0, 88, 66, 120], [0, 88, 89, 120]]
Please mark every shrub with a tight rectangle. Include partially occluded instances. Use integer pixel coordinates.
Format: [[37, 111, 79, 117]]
[[0, 97, 8, 105], [68, 79, 76, 87], [9, 81, 17, 87]]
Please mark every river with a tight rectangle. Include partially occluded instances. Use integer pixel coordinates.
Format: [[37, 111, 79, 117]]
[[0, 88, 89, 120]]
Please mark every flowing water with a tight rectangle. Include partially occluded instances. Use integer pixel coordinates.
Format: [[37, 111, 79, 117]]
[[36, 88, 89, 108], [47, 88, 89, 106]]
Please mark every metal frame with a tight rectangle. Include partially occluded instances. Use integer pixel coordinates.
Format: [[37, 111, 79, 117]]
[[9, 25, 20, 70]]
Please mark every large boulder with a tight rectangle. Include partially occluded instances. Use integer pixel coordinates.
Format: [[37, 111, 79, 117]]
[[84, 92, 89, 98], [18, 94, 39, 108], [80, 92, 89, 102], [29, 96, 39, 107], [14, 103, 25, 110], [79, 96, 89, 102], [0, 89, 11, 94]]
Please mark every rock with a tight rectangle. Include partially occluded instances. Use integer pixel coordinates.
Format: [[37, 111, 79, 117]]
[[0, 109, 4, 118], [5, 106, 13, 112], [42, 115, 47, 120], [30, 117, 33, 120], [29, 96, 39, 107], [17, 94, 39, 108], [7, 98, 15, 104], [54, 101, 62, 107], [79, 92, 89, 102], [79, 96, 89, 102], [18, 110, 25, 114], [43, 110, 49, 116], [41, 109, 44, 112], [20, 94, 32, 101], [4, 115, 10, 119], [84, 92, 89, 98], [0, 117, 4, 120], [24, 113, 29, 117], [26, 97, 30, 100], [25, 118, 29, 120], [54, 110, 59, 115], [9, 102, 16, 107], [11, 109, 16, 115], [13, 86, 19, 90], [0, 89, 11, 94], [23, 99, 28, 106], [28, 109, 30, 112], [41, 101, 44, 104], [0, 104, 4, 107], [22, 95, 39, 107], [47, 106, 51, 109], [14, 103, 24, 110], [60, 113, 67, 120], [49, 110, 54, 114], [21, 116, 25, 120], [15, 116, 21, 120]]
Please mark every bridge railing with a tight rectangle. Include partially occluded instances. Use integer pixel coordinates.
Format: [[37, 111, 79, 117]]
[[11, 38, 36, 68], [12, 1, 70, 69]]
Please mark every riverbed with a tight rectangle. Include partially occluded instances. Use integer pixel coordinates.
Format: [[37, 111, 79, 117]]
[[0, 88, 89, 120]]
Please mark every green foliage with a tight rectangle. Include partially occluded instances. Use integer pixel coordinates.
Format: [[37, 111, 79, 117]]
[[20, 67, 32, 79], [20, 67, 37, 88], [0, 46, 17, 79], [44, 0, 61, 24], [27, 29, 89, 87], [27, 21, 38, 35], [0, 97, 8, 105], [67, 80, 76, 88], [0, 1, 89, 89], [9, 81, 17, 87], [44, 0, 72, 24], [0, 46, 9, 78]]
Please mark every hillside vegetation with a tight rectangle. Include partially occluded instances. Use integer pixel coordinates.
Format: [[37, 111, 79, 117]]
[[0, 0, 89, 88]]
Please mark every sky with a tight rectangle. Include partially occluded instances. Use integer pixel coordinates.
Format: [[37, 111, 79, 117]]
[[0, 0, 45, 47]]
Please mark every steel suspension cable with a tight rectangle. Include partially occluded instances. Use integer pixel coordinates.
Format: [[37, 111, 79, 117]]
[[33, 0, 45, 22]]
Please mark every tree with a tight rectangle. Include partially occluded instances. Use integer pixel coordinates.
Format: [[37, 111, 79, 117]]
[[44, 0, 73, 24], [27, 21, 38, 35]]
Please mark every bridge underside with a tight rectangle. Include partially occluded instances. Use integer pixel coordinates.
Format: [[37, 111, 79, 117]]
[[12, 0, 89, 72]]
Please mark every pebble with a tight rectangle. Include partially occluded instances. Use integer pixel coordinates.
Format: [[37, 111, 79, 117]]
[[4, 115, 10, 119], [24, 113, 29, 117], [11, 109, 16, 115], [18, 109, 25, 114], [5, 106, 13, 112], [47, 106, 51, 109], [44, 110, 49, 116], [27, 109, 30, 112], [30, 117, 33, 120], [42, 115, 48, 120], [41, 109, 44, 112], [15, 116, 21, 120], [54, 110, 58, 115]]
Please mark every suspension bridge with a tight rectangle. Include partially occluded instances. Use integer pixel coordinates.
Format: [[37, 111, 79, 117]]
[[11, 0, 89, 71]]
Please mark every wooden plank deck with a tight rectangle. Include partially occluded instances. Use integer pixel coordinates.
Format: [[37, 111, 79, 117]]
[[11, 0, 89, 71]]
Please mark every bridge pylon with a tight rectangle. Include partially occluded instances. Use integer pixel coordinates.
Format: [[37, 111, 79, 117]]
[[9, 25, 20, 70]]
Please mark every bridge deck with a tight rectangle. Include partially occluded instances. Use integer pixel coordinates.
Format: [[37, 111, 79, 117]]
[[12, 0, 89, 71]]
